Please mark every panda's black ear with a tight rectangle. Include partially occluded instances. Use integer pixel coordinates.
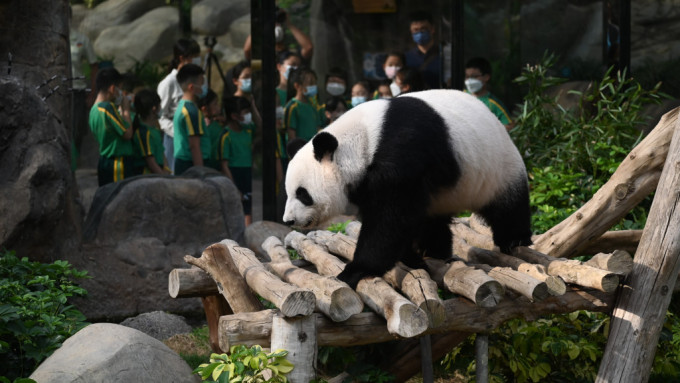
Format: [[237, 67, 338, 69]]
[[312, 131, 338, 162]]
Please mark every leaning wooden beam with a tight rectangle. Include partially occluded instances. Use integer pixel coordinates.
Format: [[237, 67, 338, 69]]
[[425, 258, 504, 307], [584, 250, 633, 276], [184, 243, 263, 313], [168, 267, 218, 298], [285, 231, 346, 276], [597, 110, 680, 383], [533, 108, 679, 259], [580, 230, 641, 256], [512, 247, 620, 293], [261, 236, 363, 322], [221, 239, 315, 318], [218, 287, 615, 348], [383, 264, 446, 328], [286, 231, 428, 338], [453, 236, 567, 296]]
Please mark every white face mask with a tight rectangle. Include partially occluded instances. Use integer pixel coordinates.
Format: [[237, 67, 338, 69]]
[[114, 88, 124, 105], [275, 25, 285, 43], [389, 81, 401, 97], [385, 65, 401, 79], [241, 112, 253, 125], [275, 106, 285, 120], [465, 78, 483, 94], [326, 82, 346, 96], [192, 56, 202, 67]]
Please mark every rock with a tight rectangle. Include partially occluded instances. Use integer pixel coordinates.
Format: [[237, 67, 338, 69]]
[[244, 221, 292, 261], [0, 77, 81, 265], [217, 14, 251, 49], [79, 0, 166, 43], [120, 311, 192, 341], [30, 323, 198, 383], [94, 6, 181, 72], [70, 167, 245, 319], [192, 0, 250, 36]]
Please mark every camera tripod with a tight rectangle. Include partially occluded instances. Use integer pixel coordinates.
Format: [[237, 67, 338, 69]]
[[203, 36, 228, 92]]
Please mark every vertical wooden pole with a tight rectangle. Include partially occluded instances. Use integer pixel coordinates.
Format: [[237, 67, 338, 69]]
[[200, 295, 232, 353], [475, 334, 489, 383], [420, 335, 433, 383], [596, 115, 680, 382], [270, 313, 317, 383]]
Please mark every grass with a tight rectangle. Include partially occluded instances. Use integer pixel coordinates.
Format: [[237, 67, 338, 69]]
[[164, 325, 213, 370]]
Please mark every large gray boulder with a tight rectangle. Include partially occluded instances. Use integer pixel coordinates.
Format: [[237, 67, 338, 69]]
[[120, 311, 192, 341], [30, 323, 198, 383], [71, 167, 245, 319], [79, 0, 166, 43], [94, 6, 180, 72], [192, 0, 250, 36]]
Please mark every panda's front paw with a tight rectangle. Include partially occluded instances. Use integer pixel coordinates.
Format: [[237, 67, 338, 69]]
[[337, 265, 372, 290]]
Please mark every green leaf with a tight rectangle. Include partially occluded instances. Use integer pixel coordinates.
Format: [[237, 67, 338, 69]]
[[213, 363, 226, 380]]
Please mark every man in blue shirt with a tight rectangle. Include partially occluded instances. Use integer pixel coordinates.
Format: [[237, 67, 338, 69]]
[[404, 11, 449, 90]]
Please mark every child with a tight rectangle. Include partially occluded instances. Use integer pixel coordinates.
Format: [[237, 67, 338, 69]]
[[383, 51, 405, 81], [374, 79, 393, 99], [324, 96, 348, 126], [284, 67, 323, 142], [350, 80, 371, 108], [232, 60, 253, 99], [157, 38, 201, 173], [89, 67, 136, 186], [173, 63, 210, 175], [390, 67, 425, 96], [132, 89, 169, 174], [276, 51, 302, 107], [219, 97, 258, 226], [199, 89, 225, 171]]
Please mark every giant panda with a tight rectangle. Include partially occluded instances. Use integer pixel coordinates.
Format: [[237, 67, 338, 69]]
[[283, 89, 532, 288]]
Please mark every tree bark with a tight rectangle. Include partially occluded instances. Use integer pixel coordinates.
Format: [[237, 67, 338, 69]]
[[221, 239, 316, 317], [262, 236, 364, 322], [270, 313, 317, 383], [584, 250, 633, 276], [596, 112, 680, 383], [184, 243, 263, 313], [168, 267, 218, 298], [533, 108, 679, 259]]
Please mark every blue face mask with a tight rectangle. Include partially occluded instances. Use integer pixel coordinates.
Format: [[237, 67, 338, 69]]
[[240, 78, 252, 93], [412, 30, 431, 46], [199, 82, 209, 98], [304, 85, 317, 97], [351, 96, 367, 107]]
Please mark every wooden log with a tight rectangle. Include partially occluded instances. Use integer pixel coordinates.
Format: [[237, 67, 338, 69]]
[[356, 277, 429, 338], [285, 231, 347, 277], [475, 263, 550, 302], [469, 213, 494, 238], [512, 247, 620, 293], [426, 258, 504, 307], [580, 230, 641, 255], [307, 230, 356, 261], [597, 109, 680, 383], [345, 221, 362, 239], [221, 239, 315, 317], [453, 236, 567, 296], [201, 295, 232, 353], [218, 287, 615, 348], [383, 264, 446, 328], [262, 236, 364, 322], [584, 250, 634, 276], [451, 219, 496, 250], [168, 267, 218, 298], [534, 108, 679, 259], [270, 313, 317, 383], [184, 243, 264, 313]]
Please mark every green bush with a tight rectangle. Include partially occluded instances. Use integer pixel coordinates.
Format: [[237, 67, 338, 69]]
[[0, 250, 89, 380], [193, 345, 294, 383]]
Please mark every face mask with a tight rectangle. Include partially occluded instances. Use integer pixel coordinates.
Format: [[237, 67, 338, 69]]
[[304, 85, 317, 97], [199, 82, 209, 98], [156, 108, 162, 119], [192, 56, 202, 67], [412, 30, 431, 46], [275, 106, 285, 120], [283, 65, 296, 80], [326, 82, 346, 96], [114, 88, 123, 105], [351, 96, 367, 107], [389, 81, 401, 97], [241, 112, 253, 125], [465, 78, 483, 94], [381, 95, 392, 100], [385, 66, 400, 80], [240, 78, 252, 93], [275, 25, 285, 42]]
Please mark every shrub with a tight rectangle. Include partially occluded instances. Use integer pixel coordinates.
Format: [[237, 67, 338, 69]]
[[0, 250, 89, 380], [193, 345, 294, 383]]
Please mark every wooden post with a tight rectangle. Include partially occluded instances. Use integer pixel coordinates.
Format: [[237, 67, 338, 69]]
[[201, 295, 232, 352], [270, 313, 317, 383], [596, 112, 680, 383], [534, 108, 679, 259], [476, 334, 489, 383]]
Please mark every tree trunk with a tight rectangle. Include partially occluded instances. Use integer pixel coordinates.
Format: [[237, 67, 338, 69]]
[[533, 108, 679, 259], [596, 113, 680, 383], [270, 313, 317, 383]]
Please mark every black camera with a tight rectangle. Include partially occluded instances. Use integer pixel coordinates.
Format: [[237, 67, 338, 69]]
[[204, 36, 217, 49], [275, 7, 287, 24]]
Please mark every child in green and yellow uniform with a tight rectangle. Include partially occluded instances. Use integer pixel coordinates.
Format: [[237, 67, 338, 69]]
[[283, 67, 323, 142], [199, 89, 225, 172], [173, 64, 210, 175], [89, 67, 136, 186], [464, 57, 513, 130], [132, 89, 170, 174], [219, 96, 259, 227]]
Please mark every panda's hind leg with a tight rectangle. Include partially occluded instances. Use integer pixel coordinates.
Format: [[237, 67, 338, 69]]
[[478, 179, 533, 254]]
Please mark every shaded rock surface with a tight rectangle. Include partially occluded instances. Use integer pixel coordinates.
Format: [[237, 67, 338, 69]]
[[192, 0, 250, 36], [30, 323, 198, 383], [79, 0, 166, 43], [120, 311, 192, 341]]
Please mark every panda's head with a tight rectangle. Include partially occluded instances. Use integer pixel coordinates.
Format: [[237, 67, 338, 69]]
[[283, 131, 348, 229]]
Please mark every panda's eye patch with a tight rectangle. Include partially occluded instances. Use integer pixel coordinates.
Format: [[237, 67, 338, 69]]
[[296, 187, 314, 206]]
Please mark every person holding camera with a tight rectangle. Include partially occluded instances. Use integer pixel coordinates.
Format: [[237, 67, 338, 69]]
[[243, 7, 313, 62]]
